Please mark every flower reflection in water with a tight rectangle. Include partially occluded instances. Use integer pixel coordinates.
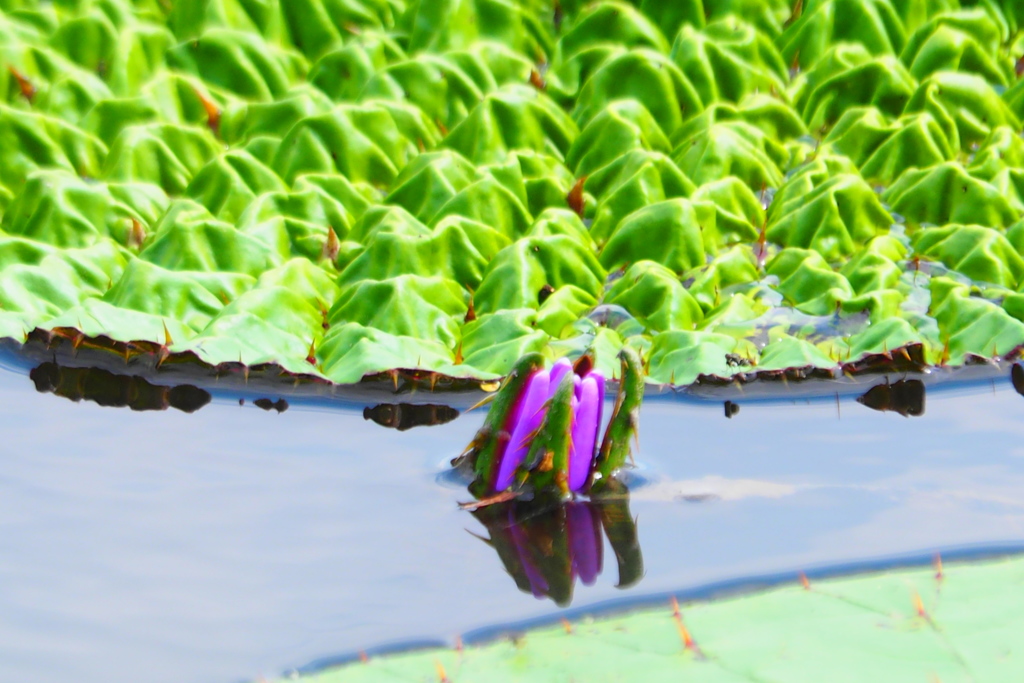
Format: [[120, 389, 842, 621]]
[[470, 482, 642, 606]]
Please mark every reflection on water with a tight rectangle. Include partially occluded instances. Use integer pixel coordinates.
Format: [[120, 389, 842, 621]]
[[724, 400, 740, 418], [470, 484, 642, 607], [857, 379, 926, 417], [364, 403, 459, 431], [1012, 363, 1024, 396], [29, 362, 211, 413], [254, 398, 290, 413]]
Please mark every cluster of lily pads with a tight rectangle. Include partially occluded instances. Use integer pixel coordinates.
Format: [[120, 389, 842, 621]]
[[2, 0, 1024, 386]]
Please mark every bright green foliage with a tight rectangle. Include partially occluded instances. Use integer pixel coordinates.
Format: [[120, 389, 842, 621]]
[[669, 17, 787, 107], [585, 148, 695, 246], [1, 0, 1024, 387], [826, 109, 955, 184], [905, 71, 1020, 150], [766, 173, 893, 260], [767, 248, 854, 315], [884, 163, 1018, 228], [689, 246, 760, 310], [901, 9, 1010, 84], [647, 330, 743, 385], [913, 225, 1024, 288], [284, 555, 1024, 683], [929, 276, 1024, 363], [600, 198, 707, 274], [606, 261, 702, 332]]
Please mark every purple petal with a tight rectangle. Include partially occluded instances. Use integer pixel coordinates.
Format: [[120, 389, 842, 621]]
[[494, 370, 550, 491], [593, 370, 605, 426], [547, 358, 572, 398], [566, 503, 602, 586], [568, 373, 603, 492]]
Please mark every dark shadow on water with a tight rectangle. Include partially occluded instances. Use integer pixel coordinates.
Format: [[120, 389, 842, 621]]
[[364, 403, 459, 431], [856, 378, 926, 417], [254, 397, 289, 413], [1012, 363, 1024, 396], [24, 358, 462, 431], [29, 362, 211, 413], [10, 336, 1024, 413], [470, 484, 642, 607]]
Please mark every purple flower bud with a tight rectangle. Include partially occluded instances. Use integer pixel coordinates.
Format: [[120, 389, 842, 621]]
[[490, 356, 608, 495], [568, 371, 604, 492], [548, 357, 573, 397], [494, 369, 550, 491]]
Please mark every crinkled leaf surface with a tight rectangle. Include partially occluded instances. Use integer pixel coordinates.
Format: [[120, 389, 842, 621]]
[[1, 0, 1024, 389]]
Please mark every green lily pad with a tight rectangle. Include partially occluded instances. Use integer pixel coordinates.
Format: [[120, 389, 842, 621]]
[[1, 0, 1024, 388], [646, 329, 742, 384], [599, 198, 707, 275], [766, 248, 854, 315], [586, 148, 695, 246], [779, 0, 906, 70], [328, 274, 467, 348], [565, 99, 670, 178], [904, 71, 1020, 150], [476, 235, 606, 313], [912, 224, 1024, 289], [669, 17, 787, 107], [766, 173, 893, 261], [883, 162, 1019, 229], [901, 8, 1010, 85], [929, 276, 1024, 362], [606, 260, 702, 333], [459, 308, 549, 374], [674, 120, 785, 189], [572, 49, 702, 137]]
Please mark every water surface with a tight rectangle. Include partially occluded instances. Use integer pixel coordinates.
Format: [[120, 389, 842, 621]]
[[1, 356, 1024, 683]]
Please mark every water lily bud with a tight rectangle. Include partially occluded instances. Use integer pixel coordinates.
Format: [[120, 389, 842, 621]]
[[568, 371, 604, 492], [495, 369, 551, 491], [464, 353, 545, 496], [548, 357, 573, 394]]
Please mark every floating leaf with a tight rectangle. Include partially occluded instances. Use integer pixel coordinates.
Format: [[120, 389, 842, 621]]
[[929, 276, 1024, 362], [904, 71, 1020, 150], [674, 120, 786, 190], [766, 174, 893, 261], [599, 198, 708, 275], [779, 0, 906, 70], [329, 274, 467, 348], [766, 248, 854, 315], [883, 163, 1019, 229], [476, 235, 605, 314], [646, 330, 741, 384], [586, 148, 694, 246], [606, 260, 702, 333], [669, 17, 787, 107], [572, 49, 702, 137], [901, 8, 1009, 85], [459, 309, 549, 375], [912, 224, 1024, 289]]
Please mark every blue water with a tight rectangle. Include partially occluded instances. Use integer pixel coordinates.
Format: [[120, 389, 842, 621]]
[[1, 356, 1024, 683]]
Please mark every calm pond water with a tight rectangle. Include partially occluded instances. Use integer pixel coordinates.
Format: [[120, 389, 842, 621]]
[[2, 349, 1024, 683]]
